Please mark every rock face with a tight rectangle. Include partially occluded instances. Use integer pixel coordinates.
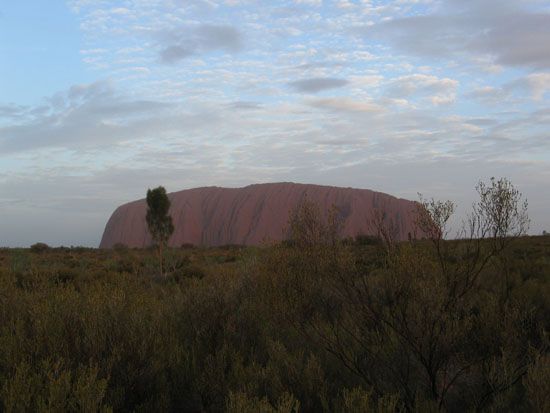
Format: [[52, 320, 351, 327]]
[[99, 182, 419, 248]]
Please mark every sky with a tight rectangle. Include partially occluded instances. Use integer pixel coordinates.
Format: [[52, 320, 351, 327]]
[[0, 0, 549, 247]]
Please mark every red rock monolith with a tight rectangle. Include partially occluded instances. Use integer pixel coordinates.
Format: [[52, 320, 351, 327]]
[[99, 182, 419, 248]]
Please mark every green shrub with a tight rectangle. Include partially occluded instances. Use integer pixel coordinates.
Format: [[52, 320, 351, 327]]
[[30, 242, 50, 253], [226, 392, 300, 413], [354, 234, 382, 246]]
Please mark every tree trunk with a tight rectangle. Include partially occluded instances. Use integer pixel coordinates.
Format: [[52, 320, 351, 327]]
[[159, 242, 164, 277]]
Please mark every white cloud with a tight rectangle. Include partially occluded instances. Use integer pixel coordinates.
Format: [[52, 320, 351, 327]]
[[294, 0, 322, 5], [308, 97, 384, 113], [524, 73, 550, 101], [385, 74, 458, 105]]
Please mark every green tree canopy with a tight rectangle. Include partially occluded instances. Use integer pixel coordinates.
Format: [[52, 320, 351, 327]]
[[146, 186, 174, 276]]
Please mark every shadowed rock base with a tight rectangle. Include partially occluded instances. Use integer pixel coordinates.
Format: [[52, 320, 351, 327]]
[[99, 182, 419, 248]]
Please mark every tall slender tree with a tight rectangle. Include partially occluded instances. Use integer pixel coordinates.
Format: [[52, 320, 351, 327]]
[[146, 186, 174, 277]]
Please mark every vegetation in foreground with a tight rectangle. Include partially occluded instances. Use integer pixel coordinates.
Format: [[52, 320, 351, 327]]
[[0, 179, 548, 412]]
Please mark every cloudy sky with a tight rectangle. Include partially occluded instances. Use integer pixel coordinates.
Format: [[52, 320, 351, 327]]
[[1, 0, 549, 247]]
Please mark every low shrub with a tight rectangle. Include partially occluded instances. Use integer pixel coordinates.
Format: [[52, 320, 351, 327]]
[[30, 242, 50, 253]]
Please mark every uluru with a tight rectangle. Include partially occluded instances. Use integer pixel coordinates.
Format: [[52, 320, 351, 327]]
[[99, 182, 420, 248]]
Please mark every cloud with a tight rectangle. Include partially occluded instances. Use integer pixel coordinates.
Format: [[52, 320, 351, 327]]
[[288, 77, 349, 93], [356, 0, 550, 70], [160, 46, 194, 63], [0, 81, 174, 153], [294, 0, 322, 5], [467, 86, 509, 104], [227, 101, 263, 110], [385, 74, 458, 105], [513, 73, 550, 101], [349, 75, 384, 88], [159, 24, 243, 64], [468, 73, 550, 104], [0, 104, 28, 121], [308, 97, 383, 113]]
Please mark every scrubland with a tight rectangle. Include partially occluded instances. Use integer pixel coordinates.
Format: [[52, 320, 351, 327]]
[[0, 232, 548, 412]]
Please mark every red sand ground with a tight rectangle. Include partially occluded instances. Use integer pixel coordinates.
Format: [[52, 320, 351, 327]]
[[100, 182, 419, 248]]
